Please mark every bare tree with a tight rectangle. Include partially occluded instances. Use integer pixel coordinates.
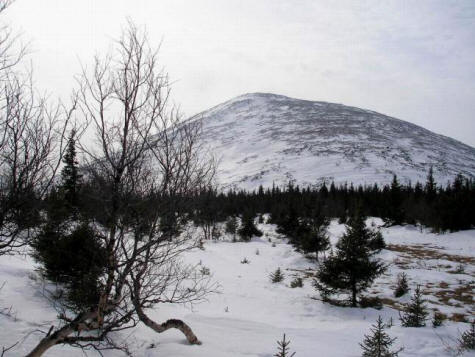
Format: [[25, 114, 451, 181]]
[[26, 21, 215, 356], [0, 0, 27, 77], [0, 4, 74, 356], [0, 0, 68, 257], [0, 0, 40, 255], [0, 70, 72, 255]]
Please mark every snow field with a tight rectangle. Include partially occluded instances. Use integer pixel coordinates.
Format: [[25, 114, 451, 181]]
[[0, 220, 473, 356]]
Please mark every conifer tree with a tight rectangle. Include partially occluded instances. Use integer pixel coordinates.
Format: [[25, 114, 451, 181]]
[[299, 211, 330, 261], [394, 273, 409, 298], [360, 316, 402, 357], [60, 130, 81, 213], [399, 285, 428, 327], [315, 210, 386, 306], [159, 211, 181, 240], [238, 211, 263, 241], [368, 230, 386, 251], [276, 205, 300, 239], [225, 215, 238, 241], [385, 175, 404, 225], [425, 166, 436, 201], [194, 187, 220, 240]]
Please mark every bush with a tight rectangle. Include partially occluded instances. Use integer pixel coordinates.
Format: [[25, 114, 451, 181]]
[[270, 268, 285, 283], [200, 266, 211, 275], [359, 296, 383, 310], [31, 222, 106, 311], [290, 277, 303, 288], [240, 257, 250, 264]]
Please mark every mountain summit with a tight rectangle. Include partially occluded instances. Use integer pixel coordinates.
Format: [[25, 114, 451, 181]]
[[190, 93, 475, 190]]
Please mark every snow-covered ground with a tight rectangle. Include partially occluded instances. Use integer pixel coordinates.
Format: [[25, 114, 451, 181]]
[[0, 220, 474, 356]]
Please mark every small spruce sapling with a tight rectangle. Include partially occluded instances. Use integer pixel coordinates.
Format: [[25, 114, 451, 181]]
[[360, 316, 403, 357], [432, 311, 446, 328], [200, 266, 210, 275], [399, 285, 428, 327], [270, 267, 285, 283], [454, 263, 465, 274], [274, 334, 296, 357], [394, 273, 409, 298], [290, 277, 303, 288], [458, 320, 475, 351]]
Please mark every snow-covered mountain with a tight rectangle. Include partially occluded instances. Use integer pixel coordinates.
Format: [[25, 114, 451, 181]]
[[190, 93, 475, 190]]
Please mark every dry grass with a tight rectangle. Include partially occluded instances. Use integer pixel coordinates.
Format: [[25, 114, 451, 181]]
[[439, 281, 449, 289], [433, 284, 474, 306], [379, 297, 404, 311], [387, 244, 475, 265], [450, 313, 470, 323], [286, 268, 316, 279], [303, 241, 474, 321], [381, 244, 474, 318]]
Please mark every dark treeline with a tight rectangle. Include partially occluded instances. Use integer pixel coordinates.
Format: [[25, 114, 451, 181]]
[[190, 168, 474, 235], [42, 167, 474, 246]]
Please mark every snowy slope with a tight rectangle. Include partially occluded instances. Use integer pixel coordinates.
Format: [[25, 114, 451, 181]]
[[189, 93, 475, 190], [1, 221, 474, 356]]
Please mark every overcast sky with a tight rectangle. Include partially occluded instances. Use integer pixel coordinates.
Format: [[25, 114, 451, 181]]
[[4, 0, 475, 146]]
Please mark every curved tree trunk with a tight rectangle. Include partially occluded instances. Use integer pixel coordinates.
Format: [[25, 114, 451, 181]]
[[25, 310, 98, 357], [26, 330, 66, 357], [134, 302, 201, 345]]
